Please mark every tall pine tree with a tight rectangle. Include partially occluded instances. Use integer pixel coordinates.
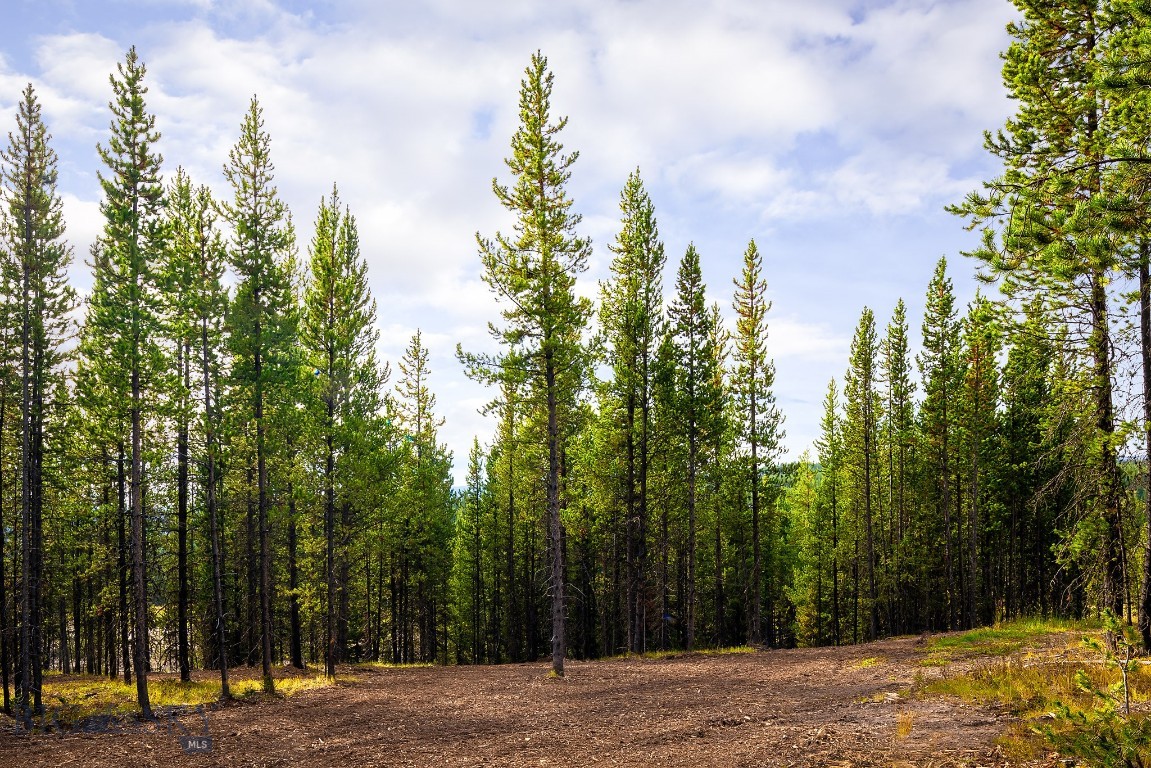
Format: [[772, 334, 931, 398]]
[[460, 52, 592, 677], [731, 240, 782, 644], [222, 96, 297, 694], [90, 48, 166, 717], [1, 83, 74, 720]]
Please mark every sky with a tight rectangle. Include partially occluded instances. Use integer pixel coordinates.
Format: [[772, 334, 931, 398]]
[[0, 0, 1020, 482]]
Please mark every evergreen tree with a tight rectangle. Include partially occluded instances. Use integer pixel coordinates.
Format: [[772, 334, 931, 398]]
[[452, 439, 491, 662], [164, 167, 230, 696], [1, 82, 74, 720], [0, 261, 14, 711], [599, 169, 665, 653], [222, 96, 297, 693], [666, 247, 722, 648], [842, 308, 881, 642], [917, 257, 962, 629], [90, 48, 167, 717], [460, 52, 592, 677], [950, 0, 1127, 620], [957, 295, 1003, 626], [395, 330, 453, 663], [815, 379, 844, 645], [879, 300, 914, 633], [301, 185, 382, 677], [731, 239, 783, 644]]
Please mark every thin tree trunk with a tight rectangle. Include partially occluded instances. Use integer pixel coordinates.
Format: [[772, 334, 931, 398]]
[[324, 422, 336, 678], [0, 382, 9, 714], [288, 491, 303, 669], [117, 449, 130, 684], [177, 342, 191, 683], [1137, 241, 1151, 651], [546, 352, 565, 676], [131, 366, 152, 717], [1091, 271, 1124, 622], [203, 352, 230, 699]]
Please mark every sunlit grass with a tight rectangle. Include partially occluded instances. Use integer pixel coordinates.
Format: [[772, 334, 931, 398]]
[[33, 669, 334, 726], [855, 656, 883, 668], [600, 645, 756, 662], [895, 709, 915, 739], [359, 660, 435, 669], [921, 617, 1091, 666], [917, 617, 1139, 759]]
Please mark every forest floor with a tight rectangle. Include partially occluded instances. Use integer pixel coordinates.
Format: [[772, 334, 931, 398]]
[[0, 632, 1079, 767]]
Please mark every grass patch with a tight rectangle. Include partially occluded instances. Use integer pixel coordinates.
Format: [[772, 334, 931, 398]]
[[601, 645, 756, 662], [895, 709, 915, 739], [918, 617, 1150, 761], [922, 617, 1089, 666], [33, 669, 333, 726], [855, 656, 883, 669]]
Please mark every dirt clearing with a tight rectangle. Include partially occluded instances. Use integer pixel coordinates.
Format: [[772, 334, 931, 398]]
[[0, 637, 1057, 767]]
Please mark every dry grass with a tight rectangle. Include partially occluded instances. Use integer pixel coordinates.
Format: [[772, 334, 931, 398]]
[[918, 618, 1146, 759], [33, 668, 334, 726], [895, 709, 915, 739]]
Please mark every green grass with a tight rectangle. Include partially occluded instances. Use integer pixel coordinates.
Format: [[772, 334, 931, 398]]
[[921, 617, 1090, 666], [603, 645, 756, 662], [916, 617, 1132, 760], [34, 670, 333, 726]]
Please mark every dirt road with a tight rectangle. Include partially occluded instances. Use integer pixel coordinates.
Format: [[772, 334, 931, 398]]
[[0, 637, 1037, 767]]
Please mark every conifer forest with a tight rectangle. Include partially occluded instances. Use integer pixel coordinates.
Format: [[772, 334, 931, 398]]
[[6, 0, 1151, 726]]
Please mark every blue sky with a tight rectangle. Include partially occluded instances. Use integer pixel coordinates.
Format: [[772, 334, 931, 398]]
[[0, 0, 1019, 480]]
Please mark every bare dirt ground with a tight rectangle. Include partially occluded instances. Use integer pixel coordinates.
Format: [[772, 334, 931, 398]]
[[0, 637, 1060, 767]]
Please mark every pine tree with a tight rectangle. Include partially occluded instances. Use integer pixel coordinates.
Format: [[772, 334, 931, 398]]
[[222, 96, 297, 694], [395, 330, 452, 663], [300, 184, 381, 677], [843, 308, 880, 642], [599, 169, 665, 653], [731, 239, 783, 644], [666, 246, 722, 648], [452, 439, 490, 662], [0, 264, 14, 711], [917, 257, 962, 629], [950, 0, 1127, 620], [164, 167, 230, 696], [958, 294, 1003, 626], [879, 300, 914, 633], [1, 82, 74, 720], [460, 52, 592, 677], [89, 48, 167, 717], [815, 379, 843, 645]]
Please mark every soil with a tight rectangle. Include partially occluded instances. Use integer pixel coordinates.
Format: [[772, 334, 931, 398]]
[[0, 636, 1064, 767]]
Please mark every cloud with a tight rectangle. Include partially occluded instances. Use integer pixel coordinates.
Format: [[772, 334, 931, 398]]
[[0, 0, 1021, 478]]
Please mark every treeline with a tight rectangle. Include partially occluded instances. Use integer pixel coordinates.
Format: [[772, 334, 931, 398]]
[[0, 49, 455, 720], [5, 0, 1151, 721]]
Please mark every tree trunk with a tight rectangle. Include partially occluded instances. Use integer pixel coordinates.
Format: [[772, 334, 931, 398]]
[[1137, 242, 1151, 651], [1091, 271, 1124, 622], [177, 341, 190, 683], [325, 422, 336, 678], [546, 353, 565, 676], [117, 450, 131, 684], [131, 365, 152, 717], [288, 492, 303, 669], [0, 383, 9, 714]]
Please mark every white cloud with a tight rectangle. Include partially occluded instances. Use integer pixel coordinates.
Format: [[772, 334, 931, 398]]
[[0, 0, 1021, 477]]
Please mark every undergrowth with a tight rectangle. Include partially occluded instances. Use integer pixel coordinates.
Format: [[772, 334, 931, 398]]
[[919, 614, 1151, 765], [921, 616, 1089, 665], [19, 670, 334, 728]]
